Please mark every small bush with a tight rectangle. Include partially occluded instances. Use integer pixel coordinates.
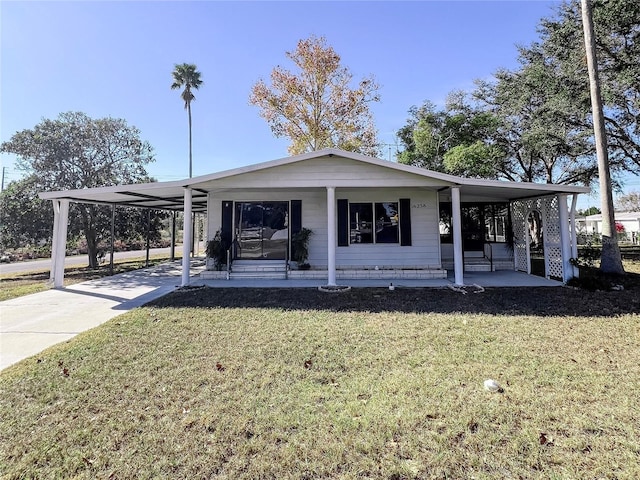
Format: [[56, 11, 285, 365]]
[[205, 229, 230, 270]]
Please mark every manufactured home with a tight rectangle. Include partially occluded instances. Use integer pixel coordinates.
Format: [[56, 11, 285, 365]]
[[40, 149, 589, 287]]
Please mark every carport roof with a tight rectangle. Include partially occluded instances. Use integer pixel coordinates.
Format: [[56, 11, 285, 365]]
[[38, 148, 590, 212]]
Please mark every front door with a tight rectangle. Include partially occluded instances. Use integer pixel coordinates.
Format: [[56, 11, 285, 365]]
[[235, 202, 288, 260], [461, 205, 484, 252]]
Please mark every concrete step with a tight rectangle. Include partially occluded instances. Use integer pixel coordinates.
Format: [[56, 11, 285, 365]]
[[228, 260, 288, 279], [231, 264, 287, 273], [229, 271, 287, 280], [442, 258, 493, 272], [464, 263, 492, 272]]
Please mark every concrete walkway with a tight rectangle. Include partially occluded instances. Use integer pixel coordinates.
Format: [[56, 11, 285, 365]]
[[1, 263, 561, 372], [0, 260, 206, 372], [194, 270, 563, 289]]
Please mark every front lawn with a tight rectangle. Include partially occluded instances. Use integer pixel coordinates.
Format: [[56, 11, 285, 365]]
[[1, 287, 638, 479]]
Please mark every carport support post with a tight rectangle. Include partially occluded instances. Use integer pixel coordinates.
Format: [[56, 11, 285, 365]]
[[170, 210, 176, 262], [50, 201, 61, 283], [327, 186, 337, 286], [110, 204, 115, 275], [558, 193, 572, 282], [51, 199, 70, 288], [181, 188, 193, 287], [451, 186, 464, 286]]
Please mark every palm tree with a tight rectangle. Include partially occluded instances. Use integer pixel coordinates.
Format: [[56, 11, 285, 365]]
[[171, 63, 203, 178], [580, 0, 624, 274]]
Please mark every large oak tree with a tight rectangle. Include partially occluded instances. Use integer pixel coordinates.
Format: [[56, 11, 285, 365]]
[[1, 112, 156, 267], [250, 36, 381, 156]]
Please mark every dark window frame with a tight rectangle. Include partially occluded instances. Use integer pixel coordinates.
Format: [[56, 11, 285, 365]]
[[348, 201, 400, 245]]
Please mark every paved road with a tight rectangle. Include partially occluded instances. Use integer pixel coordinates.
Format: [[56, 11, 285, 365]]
[[0, 248, 173, 275], [0, 244, 206, 275]]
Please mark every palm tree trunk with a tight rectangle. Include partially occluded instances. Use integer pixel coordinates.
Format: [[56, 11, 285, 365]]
[[580, 0, 624, 274], [188, 102, 193, 178]]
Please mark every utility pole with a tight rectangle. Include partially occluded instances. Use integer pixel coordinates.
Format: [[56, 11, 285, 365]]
[[580, 0, 624, 273], [1, 167, 6, 191]]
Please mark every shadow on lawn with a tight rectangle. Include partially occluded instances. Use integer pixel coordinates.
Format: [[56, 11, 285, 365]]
[[147, 284, 640, 317]]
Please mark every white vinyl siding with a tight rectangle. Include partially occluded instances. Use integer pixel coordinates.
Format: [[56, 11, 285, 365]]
[[207, 185, 441, 269], [200, 157, 451, 190], [335, 188, 439, 268]]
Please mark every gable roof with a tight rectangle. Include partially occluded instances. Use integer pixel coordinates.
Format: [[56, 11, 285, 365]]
[[39, 148, 590, 211]]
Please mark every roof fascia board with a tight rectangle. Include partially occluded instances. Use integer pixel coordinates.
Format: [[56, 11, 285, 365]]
[[457, 177, 590, 194]]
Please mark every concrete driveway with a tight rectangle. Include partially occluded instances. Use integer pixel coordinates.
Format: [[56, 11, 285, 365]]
[[0, 260, 205, 371]]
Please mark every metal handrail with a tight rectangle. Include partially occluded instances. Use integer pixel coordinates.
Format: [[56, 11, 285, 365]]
[[285, 244, 289, 280], [484, 242, 494, 272], [226, 237, 240, 281]]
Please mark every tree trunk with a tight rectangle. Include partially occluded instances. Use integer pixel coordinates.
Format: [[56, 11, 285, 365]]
[[580, 0, 624, 274], [86, 230, 99, 268], [188, 102, 193, 179], [79, 205, 100, 268]]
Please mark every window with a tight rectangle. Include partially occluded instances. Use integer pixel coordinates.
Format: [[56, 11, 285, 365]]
[[349, 202, 399, 244], [350, 203, 373, 243], [439, 202, 452, 244], [375, 202, 399, 243], [439, 202, 510, 244], [484, 204, 509, 242]]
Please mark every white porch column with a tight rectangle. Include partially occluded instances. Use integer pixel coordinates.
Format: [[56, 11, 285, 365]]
[[326, 186, 337, 286], [451, 186, 464, 286], [557, 193, 572, 282], [570, 194, 579, 276], [52, 199, 70, 288], [49, 200, 61, 283], [181, 188, 193, 287]]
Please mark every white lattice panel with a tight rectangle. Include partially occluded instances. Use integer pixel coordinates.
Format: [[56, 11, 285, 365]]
[[543, 196, 563, 280], [546, 246, 563, 279], [510, 195, 564, 279], [511, 200, 529, 272]]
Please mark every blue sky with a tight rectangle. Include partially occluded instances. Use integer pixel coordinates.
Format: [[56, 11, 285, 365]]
[[2, 0, 636, 206]]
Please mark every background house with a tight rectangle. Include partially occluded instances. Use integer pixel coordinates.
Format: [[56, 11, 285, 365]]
[[576, 212, 640, 244]]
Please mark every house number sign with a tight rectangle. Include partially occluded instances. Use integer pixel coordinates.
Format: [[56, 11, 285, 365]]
[[411, 203, 428, 209]]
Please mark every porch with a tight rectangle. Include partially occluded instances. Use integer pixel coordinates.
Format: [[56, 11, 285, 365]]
[[39, 149, 589, 289], [194, 268, 562, 288]]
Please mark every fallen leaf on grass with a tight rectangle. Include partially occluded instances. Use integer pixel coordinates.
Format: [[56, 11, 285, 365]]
[[539, 432, 554, 446]]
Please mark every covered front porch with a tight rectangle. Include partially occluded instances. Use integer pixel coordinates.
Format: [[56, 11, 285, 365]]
[[40, 149, 589, 289], [194, 269, 563, 288]]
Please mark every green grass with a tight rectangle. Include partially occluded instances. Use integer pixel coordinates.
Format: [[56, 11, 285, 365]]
[[1, 293, 638, 479]]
